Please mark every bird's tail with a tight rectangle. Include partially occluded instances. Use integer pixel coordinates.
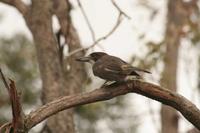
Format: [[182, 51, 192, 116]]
[[121, 65, 151, 74]]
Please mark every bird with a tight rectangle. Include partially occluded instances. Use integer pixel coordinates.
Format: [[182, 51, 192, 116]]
[[76, 52, 151, 83]]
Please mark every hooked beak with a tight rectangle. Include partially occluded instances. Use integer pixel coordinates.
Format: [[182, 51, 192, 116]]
[[75, 56, 92, 62]]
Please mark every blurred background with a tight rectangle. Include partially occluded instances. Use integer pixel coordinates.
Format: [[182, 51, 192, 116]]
[[0, 0, 200, 133]]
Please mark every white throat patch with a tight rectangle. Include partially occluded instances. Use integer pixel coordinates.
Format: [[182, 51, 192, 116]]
[[89, 60, 95, 65]]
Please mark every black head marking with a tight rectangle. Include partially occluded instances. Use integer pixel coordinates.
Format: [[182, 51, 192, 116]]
[[89, 52, 108, 62]]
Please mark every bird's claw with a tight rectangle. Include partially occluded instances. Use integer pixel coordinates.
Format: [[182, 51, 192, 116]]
[[101, 81, 116, 88]]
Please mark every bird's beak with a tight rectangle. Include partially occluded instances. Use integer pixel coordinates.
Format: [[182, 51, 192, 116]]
[[75, 56, 92, 62]]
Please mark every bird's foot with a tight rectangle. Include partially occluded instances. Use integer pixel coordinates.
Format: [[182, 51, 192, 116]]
[[101, 81, 116, 88], [125, 75, 143, 82]]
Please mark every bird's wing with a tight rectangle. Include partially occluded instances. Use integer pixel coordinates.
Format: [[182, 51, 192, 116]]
[[104, 68, 121, 74], [102, 56, 132, 75], [102, 56, 151, 74], [121, 65, 151, 74]]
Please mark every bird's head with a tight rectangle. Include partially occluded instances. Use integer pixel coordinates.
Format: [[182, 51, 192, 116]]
[[76, 52, 107, 63]]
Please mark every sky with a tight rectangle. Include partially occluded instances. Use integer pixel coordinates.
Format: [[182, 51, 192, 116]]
[[0, 0, 199, 133]]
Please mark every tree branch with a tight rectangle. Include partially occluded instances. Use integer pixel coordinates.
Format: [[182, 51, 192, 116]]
[[8, 79, 24, 133], [25, 80, 200, 131], [0, 69, 24, 133], [0, 0, 29, 16], [0, 122, 11, 133]]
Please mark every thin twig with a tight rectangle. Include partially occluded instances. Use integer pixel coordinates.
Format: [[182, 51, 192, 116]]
[[111, 0, 131, 19], [77, 0, 96, 42], [0, 68, 9, 91], [67, 0, 131, 57], [0, 122, 11, 133], [67, 13, 123, 57]]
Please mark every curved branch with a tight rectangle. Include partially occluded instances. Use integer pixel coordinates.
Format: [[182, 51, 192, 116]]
[[0, 0, 29, 16], [25, 80, 200, 131]]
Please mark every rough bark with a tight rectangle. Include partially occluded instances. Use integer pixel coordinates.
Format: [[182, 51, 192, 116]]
[[161, 1, 189, 133], [52, 0, 88, 132], [52, 0, 87, 95], [24, 1, 74, 132], [24, 0, 87, 133]]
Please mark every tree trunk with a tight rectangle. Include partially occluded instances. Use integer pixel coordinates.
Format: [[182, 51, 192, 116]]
[[160, 0, 188, 133], [25, 0, 87, 133]]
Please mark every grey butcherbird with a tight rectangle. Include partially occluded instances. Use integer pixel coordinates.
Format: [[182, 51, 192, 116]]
[[76, 52, 151, 84]]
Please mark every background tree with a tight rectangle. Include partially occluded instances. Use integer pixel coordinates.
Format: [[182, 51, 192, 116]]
[[160, 1, 200, 133], [0, 0, 87, 133], [134, 0, 200, 132]]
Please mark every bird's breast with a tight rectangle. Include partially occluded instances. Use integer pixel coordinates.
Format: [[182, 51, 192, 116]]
[[92, 63, 103, 76]]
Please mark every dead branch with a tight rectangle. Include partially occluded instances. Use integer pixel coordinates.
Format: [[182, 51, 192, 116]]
[[25, 80, 200, 131], [0, 0, 29, 16], [0, 69, 24, 133], [9, 79, 24, 133]]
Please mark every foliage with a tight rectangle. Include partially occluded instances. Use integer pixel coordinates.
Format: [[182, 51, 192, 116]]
[[0, 34, 40, 124], [75, 96, 138, 133]]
